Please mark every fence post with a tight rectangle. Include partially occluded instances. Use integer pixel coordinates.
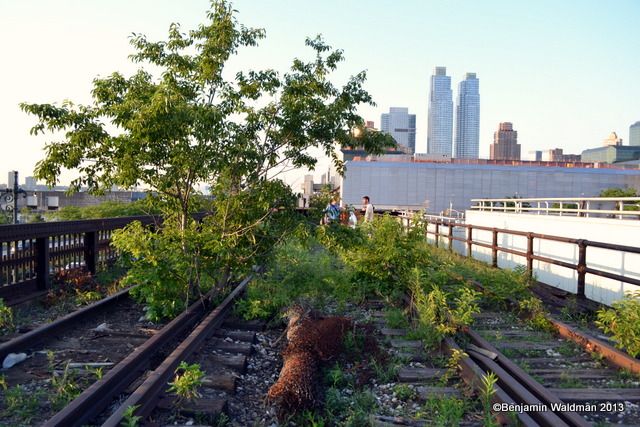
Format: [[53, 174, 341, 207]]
[[467, 226, 473, 258], [526, 233, 534, 279], [35, 237, 50, 290], [84, 231, 98, 275], [492, 228, 498, 268], [448, 223, 453, 251], [435, 222, 439, 248], [577, 240, 587, 298]]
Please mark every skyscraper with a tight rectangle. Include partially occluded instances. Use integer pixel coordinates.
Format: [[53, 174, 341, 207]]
[[427, 67, 453, 156], [490, 122, 521, 160], [380, 107, 416, 153], [454, 73, 480, 159], [630, 121, 640, 146]]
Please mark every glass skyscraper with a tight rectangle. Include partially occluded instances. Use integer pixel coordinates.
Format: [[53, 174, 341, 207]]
[[427, 67, 453, 156], [454, 73, 480, 158], [381, 107, 416, 154]]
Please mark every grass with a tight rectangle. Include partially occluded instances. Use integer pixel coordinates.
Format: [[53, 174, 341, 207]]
[[384, 307, 409, 329], [418, 395, 467, 427], [393, 384, 417, 401]]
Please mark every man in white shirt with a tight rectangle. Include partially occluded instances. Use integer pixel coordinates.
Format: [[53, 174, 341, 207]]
[[362, 195, 374, 223]]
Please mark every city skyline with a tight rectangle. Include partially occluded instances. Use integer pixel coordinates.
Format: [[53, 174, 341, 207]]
[[1, 0, 639, 185]]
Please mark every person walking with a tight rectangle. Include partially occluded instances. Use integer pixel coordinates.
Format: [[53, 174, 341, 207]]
[[362, 195, 374, 223]]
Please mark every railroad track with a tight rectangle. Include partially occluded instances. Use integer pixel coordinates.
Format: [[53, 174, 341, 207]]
[[40, 275, 262, 427], [457, 312, 640, 426]]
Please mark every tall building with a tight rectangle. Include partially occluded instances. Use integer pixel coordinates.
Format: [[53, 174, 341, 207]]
[[380, 107, 416, 153], [427, 67, 453, 156], [7, 171, 17, 188], [24, 176, 37, 190], [603, 132, 623, 146], [454, 73, 480, 159], [630, 122, 640, 146], [490, 122, 520, 160]]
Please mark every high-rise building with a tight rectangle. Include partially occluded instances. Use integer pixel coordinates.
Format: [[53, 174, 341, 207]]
[[490, 122, 520, 160], [427, 67, 453, 156], [603, 132, 623, 146], [454, 73, 480, 159], [380, 107, 416, 154], [630, 122, 640, 146], [24, 176, 37, 190], [7, 171, 17, 188]]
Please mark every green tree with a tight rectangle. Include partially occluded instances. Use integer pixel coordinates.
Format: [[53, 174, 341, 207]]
[[599, 187, 638, 197], [21, 1, 393, 319]]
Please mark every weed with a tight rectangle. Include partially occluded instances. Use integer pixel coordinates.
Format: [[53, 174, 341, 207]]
[[518, 297, 554, 332], [557, 341, 579, 357], [3, 384, 41, 423], [343, 329, 365, 356], [480, 372, 499, 427], [50, 362, 81, 411], [419, 395, 466, 427], [384, 307, 409, 329], [75, 289, 103, 305], [393, 384, 417, 401], [324, 363, 352, 388], [371, 357, 398, 384], [167, 362, 204, 403], [558, 372, 585, 388], [90, 366, 104, 380], [121, 404, 142, 427], [442, 348, 467, 385], [596, 290, 640, 357], [324, 387, 348, 417], [0, 374, 7, 390], [0, 298, 14, 331]]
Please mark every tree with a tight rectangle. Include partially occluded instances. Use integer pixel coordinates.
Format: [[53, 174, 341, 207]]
[[21, 1, 394, 319], [599, 188, 638, 198]]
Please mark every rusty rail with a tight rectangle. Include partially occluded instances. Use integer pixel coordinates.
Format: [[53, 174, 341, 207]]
[[0, 286, 132, 361], [42, 276, 250, 427], [101, 275, 252, 426]]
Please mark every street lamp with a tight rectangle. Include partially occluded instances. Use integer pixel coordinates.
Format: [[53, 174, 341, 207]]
[[1, 171, 27, 224]]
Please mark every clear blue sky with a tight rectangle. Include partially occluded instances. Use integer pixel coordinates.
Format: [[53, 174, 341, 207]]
[[2, 0, 639, 187]]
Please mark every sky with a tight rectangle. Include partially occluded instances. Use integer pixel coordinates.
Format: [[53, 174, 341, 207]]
[[1, 0, 639, 189]]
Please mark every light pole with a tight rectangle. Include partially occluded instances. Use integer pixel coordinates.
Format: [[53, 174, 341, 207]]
[[1, 171, 27, 224]]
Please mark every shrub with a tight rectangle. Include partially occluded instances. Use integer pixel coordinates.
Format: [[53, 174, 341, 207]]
[[596, 291, 640, 357], [235, 236, 352, 320]]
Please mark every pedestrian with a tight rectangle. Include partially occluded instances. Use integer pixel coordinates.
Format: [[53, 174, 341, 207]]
[[347, 205, 358, 229], [362, 195, 374, 223], [323, 196, 341, 224]]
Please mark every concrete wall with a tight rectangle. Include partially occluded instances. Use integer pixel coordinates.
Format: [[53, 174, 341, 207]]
[[341, 161, 640, 214], [429, 211, 640, 306]]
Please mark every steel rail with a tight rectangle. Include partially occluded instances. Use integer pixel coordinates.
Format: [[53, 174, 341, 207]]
[[465, 329, 591, 427], [43, 287, 219, 427], [443, 337, 539, 427], [0, 286, 132, 361], [101, 275, 252, 427]]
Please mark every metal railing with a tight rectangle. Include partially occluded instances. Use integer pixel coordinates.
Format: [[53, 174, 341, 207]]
[[471, 197, 640, 219], [421, 216, 640, 300], [0, 215, 160, 301]]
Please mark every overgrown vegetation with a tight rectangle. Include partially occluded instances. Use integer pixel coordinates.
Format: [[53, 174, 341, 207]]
[[596, 290, 640, 357], [23, 0, 394, 322], [0, 298, 14, 332]]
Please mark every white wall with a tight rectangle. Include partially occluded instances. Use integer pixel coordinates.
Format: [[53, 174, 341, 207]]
[[439, 212, 640, 306]]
